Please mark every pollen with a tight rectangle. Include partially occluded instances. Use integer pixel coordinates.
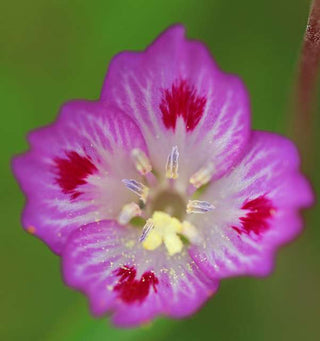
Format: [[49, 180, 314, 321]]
[[186, 200, 215, 214], [190, 162, 215, 188], [122, 179, 149, 203], [166, 146, 179, 179], [118, 202, 142, 225], [131, 148, 152, 175]]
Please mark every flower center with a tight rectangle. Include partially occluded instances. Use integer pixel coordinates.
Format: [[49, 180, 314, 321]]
[[149, 190, 186, 220], [119, 146, 215, 255]]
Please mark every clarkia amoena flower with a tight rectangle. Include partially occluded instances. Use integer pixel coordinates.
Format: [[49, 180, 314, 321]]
[[13, 25, 313, 327]]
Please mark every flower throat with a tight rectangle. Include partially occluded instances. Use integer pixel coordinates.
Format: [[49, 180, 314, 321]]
[[119, 147, 215, 255]]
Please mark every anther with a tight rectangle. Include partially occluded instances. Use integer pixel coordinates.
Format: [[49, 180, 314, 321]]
[[131, 148, 152, 175], [181, 221, 202, 244], [166, 145, 179, 179], [118, 202, 141, 225], [122, 179, 149, 203], [190, 162, 214, 188], [139, 219, 155, 242], [186, 200, 215, 214]]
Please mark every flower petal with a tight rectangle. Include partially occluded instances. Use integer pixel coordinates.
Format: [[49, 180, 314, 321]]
[[12, 101, 147, 254], [101, 25, 250, 185], [62, 220, 218, 327], [189, 131, 313, 278]]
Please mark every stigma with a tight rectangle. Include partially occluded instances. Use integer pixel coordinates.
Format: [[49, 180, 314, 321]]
[[140, 211, 199, 256]]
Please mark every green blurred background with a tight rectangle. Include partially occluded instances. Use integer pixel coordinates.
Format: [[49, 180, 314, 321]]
[[1, 0, 319, 340]]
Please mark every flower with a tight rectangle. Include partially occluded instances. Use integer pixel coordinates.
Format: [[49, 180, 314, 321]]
[[13, 25, 313, 327]]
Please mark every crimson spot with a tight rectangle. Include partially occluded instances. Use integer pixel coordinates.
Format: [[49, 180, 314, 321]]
[[54, 151, 97, 199], [160, 79, 206, 131], [113, 265, 159, 304], [232, 196, 275, 235]]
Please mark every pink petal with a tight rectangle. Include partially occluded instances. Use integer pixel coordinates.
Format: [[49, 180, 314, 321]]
[[12, 101, 147, 254], [190, 131, 314, 278], [62, 220, 219, 327], [101, 25, 250, 185]]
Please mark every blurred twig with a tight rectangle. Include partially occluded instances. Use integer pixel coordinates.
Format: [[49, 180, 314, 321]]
[[292, 0, 320, 171]]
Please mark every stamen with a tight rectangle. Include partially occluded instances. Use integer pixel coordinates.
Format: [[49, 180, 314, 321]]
[[186, 200, 215, 214], [190, 162, 214, 188], [131, 148, 152, 175], [122, 179, 149, 203], [181, 221, 202, 244], [118, 202, 141, 225], [166, 145, 179, 179], [139, 219, 155, 242]]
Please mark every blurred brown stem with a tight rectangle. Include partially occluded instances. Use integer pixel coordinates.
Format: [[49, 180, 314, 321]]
[[292, 0, 320, 171]]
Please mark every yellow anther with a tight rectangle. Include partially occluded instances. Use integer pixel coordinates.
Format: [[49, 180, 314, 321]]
[[131, 148, 152, 175], [166, 146, 179, 179], [141, 211, 184, 255], [181, 221, 201, 244], [190, 162, 215, 188], [118, 202, 141, 225]]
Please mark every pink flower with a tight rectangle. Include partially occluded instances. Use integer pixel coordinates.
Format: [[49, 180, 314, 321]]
[[13, 25, 313, 327]]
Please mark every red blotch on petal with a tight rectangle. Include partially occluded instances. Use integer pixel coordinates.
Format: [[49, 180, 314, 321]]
[[160, 79, 206, 131], [54, 151, 97, 199], [233, 196, 275, 235], [113, 265, 159, 304]]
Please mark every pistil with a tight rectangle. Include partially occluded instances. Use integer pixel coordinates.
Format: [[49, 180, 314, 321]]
[[141, 211, 183, 255], [120, 148, 209, 255]]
